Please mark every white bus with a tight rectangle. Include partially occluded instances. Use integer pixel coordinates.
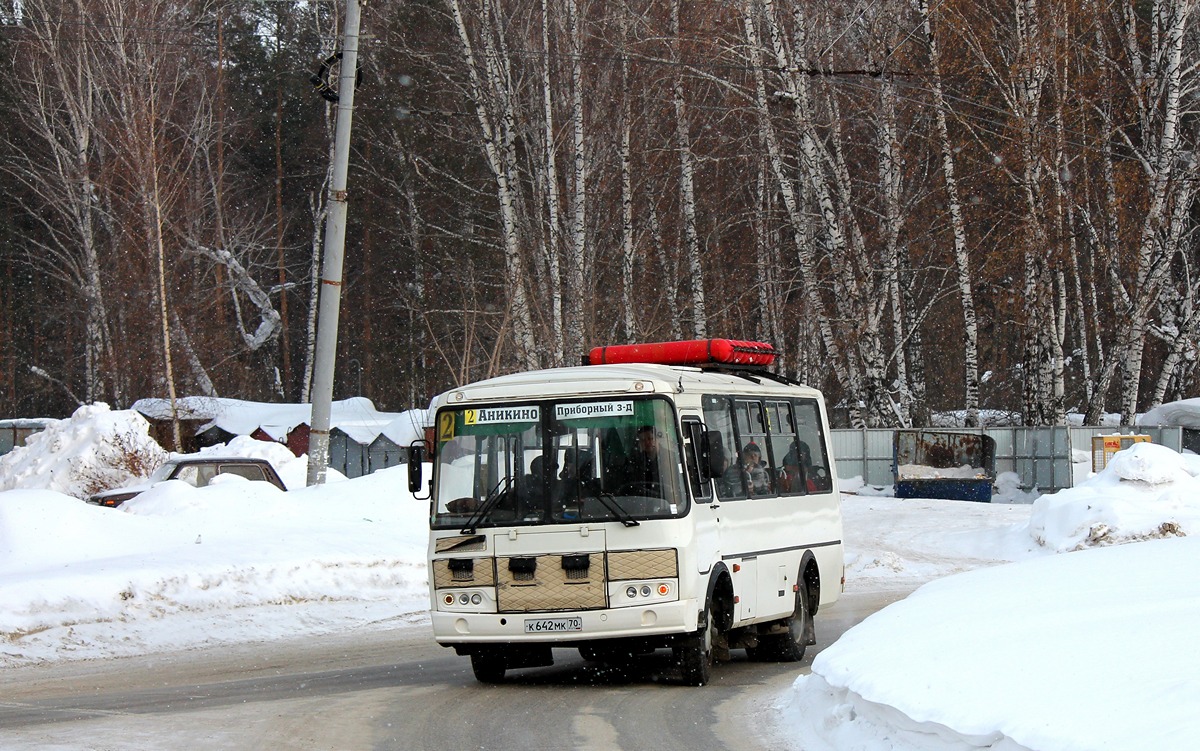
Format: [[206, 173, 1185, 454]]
[[409, 339, 843, 685]]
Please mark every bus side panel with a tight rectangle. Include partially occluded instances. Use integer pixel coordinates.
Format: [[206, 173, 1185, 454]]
[[717, 491, 842, 625]]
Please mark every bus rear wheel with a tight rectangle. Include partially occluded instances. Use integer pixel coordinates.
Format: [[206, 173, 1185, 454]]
[[749, 584, 810, 662]]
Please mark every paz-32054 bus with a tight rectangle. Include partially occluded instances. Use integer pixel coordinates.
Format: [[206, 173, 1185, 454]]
[[408, 339, 843, 685]]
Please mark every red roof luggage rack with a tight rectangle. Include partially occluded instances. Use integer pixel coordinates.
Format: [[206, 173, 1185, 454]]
[[585, 339, 778, 368]]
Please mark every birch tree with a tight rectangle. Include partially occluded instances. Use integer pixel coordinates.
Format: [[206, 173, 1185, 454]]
[[6, 0, 119, 405], [447, 0, 538, 371], [741, 0, 863, 421], [1110, 0, 1198, 423], [916, 0, 980, 427], [672, 0, 707, 338]]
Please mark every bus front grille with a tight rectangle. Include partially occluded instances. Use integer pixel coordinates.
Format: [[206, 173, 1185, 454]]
[[495, 553, 607, 612]]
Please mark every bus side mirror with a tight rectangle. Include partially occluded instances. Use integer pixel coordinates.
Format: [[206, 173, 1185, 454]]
[[408, 442, 426, 495]]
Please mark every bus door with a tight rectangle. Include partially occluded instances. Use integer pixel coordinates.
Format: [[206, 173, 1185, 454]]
[[701, 395, 774, 621], [682, 416, 719, 574]]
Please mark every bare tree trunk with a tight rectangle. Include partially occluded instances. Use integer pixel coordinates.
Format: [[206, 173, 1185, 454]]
[[145, 105, 182, 450], [7, 0, 117, 405], [742, 0, 861, 423], [564, 0, 587, 358], [619, 12, 637, 342], [1116, 0, 1194, 423], [877, 72, 911, 428], [648, 201, 683, 341], [672, 0, 706, 338], [539, 0, 565, 361], [448, 0, 538, 370], [918, 0, 979, 427]]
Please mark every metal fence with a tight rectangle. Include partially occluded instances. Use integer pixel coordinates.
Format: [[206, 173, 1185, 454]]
[[831, 426, 1184, 493]]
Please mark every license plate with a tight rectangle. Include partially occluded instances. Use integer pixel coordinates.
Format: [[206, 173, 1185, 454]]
[[524, 617, 583, 633]]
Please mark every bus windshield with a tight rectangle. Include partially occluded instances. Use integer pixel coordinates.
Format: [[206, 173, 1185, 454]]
[[431, 397, 688, 530]]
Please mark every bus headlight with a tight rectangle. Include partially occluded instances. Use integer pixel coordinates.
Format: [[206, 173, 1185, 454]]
[[610, 579, 678, 607], [436, 588, 497, 613]]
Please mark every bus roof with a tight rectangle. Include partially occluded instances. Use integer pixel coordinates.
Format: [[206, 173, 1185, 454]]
[[433, 363, 824, 407]]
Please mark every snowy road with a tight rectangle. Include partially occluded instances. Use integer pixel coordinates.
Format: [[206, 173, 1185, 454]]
[[0, 592, 897, 750]]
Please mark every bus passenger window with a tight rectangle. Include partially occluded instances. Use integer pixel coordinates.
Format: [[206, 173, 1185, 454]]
[[703, 396, 744, 499], [768, 401, 802, 494], [793, 400, 833, 493], [735, 400, 775, 496]]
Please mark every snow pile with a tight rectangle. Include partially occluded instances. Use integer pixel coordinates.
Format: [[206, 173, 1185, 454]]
[[1027, 442, 1199, 551], [1139, 396, 1200, 429], [781, 441, 1200, 751], [781, 536, 1200, 751], [993, 470, 1038, 503], [0, 403, 166, 498], [0, 405, 397, 666], [0, 466, 427, 665]]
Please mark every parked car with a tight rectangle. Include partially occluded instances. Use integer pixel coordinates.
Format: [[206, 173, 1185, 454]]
[[87, 456, 287, 508]]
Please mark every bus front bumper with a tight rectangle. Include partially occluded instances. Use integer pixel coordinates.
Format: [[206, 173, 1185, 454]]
[[431, 598, 699, 645]]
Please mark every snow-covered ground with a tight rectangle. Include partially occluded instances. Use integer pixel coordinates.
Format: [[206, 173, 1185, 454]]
[[2, 405, 1199, 750]]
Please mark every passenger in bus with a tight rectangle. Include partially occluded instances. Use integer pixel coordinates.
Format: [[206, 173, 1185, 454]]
[[556, 448, 594, 517], [624, 424, 664, 495], [521, 455, 560, 511], [560, 448, 594, 485], [712, 442, 742, 497], [739, 443, 772, 495], [781, 440, 822, 493]]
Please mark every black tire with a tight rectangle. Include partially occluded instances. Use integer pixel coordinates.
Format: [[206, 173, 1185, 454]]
[[752, 585, 810, 662], [675, 604, 716, 686], [470, 650, 507, 683]]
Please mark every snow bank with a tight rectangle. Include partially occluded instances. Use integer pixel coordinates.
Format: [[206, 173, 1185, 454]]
[[784, 536, 1200, 751], [783, 441, 1200, 751], [0, 404, 166, 499], [1027, 442, 1200, 551]]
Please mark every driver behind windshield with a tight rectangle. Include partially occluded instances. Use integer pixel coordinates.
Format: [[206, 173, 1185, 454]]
[[625, 424, 664, 495]]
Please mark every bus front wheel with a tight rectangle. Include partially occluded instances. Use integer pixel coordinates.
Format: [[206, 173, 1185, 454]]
[[675, 604, 715, 686], [470, 650, 507, 683]]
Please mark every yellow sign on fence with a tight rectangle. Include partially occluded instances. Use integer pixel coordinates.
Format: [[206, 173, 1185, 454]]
[[1091, 434, 1152, 473]]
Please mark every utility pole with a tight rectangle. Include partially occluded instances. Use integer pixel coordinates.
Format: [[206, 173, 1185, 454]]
[[307, 0, 362, 486]]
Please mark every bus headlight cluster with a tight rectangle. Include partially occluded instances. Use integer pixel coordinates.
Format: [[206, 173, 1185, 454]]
[[613, 579, 676, 606]]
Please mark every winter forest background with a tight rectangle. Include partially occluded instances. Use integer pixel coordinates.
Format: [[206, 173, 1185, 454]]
[[1, 0, 1197, 430]]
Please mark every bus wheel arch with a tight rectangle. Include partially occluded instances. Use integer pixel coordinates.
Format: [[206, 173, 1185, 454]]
[[676, 565, 734, 686], [800, 551, 820, 646], [706, 564, 735, 631]]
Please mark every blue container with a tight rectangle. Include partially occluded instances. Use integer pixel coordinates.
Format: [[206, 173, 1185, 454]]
[[894, 478, 993, 502], [893, 430, 996, 502]]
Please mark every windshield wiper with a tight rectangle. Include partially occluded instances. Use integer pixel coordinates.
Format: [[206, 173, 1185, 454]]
[[461, 476, 511, 534], [586, 486, 640, 527]]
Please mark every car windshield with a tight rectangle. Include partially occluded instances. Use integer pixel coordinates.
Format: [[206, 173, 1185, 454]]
[[148, 461, 181, 483], [431, 397, 688, 530]]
